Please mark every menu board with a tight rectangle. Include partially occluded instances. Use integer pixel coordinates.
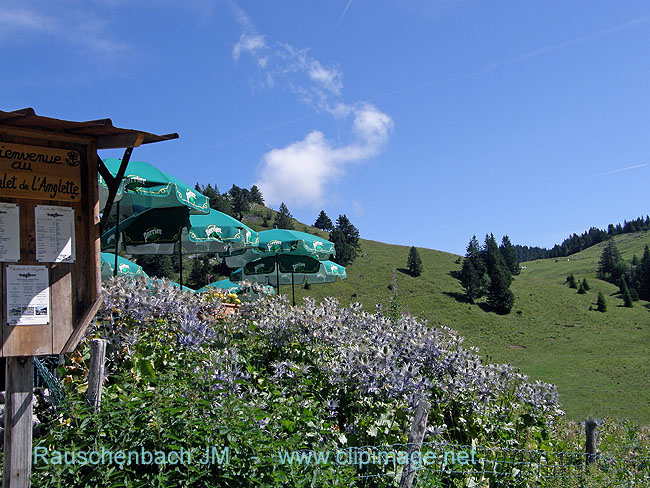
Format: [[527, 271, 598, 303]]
[[0, 202, 20, 262], [35, 205, 76, 263], [6, 265, 50, 325]]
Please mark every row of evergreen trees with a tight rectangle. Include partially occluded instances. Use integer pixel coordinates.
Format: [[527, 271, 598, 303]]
[[514, 215, 650, 262], [597, 240, 650, 306], [459, 235, 519, 314], [194, 183, 265, 220]]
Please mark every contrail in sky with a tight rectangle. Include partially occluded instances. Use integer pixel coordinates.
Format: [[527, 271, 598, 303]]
[[370, 14, 650, 100], [335, 0, 353, 31], [586, 163, 648, 178]]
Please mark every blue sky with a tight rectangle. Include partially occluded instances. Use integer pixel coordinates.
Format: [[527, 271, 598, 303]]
[[3, 1, 649, 255]]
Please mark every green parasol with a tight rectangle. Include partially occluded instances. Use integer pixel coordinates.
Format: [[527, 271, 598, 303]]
[[222, 229, 334, 268], [99, 158, 209, 280], [197, 279, 243, 294], [231, 254, 324, 305], [100, 252, 148, 281], [102, 207, 258, 287], [99, 158, 210, 216]]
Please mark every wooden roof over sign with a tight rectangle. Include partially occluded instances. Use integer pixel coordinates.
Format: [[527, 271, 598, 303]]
[[0, 108, 179, 149]]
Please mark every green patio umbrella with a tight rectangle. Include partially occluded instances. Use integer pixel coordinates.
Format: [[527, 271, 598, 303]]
[[231, 254, 323, 305], [196, 279, 243, 293], [222, 228, 335, 268], [99, 158, 210, 216], [99, 158, 209, 280], [100, 253, 148, 281], [102, 207, 257, 287]]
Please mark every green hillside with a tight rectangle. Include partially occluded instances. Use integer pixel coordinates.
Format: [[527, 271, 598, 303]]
[[277, 229, 650, 424]]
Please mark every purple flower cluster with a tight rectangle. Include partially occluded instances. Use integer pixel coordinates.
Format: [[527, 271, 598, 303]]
[[239, 296, 562, 422]]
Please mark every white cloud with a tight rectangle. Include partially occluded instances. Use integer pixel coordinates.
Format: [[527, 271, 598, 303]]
[[255, 104, 392, 207], [230, 2, 393, 208], [232, 33, 267, 61]]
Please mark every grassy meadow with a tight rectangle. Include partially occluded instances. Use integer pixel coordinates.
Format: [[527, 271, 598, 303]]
[[277, 230, 650, 424]]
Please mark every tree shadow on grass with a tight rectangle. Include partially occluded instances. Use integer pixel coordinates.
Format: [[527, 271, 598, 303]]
[[396, 268, 411, 276], [443, 291, 493, 312], [443, 291, 471, 304], [448, 270, 461, 280]]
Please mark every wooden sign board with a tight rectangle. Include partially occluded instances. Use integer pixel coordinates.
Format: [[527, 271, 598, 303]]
[[0, 129, 101, 357], [0, 142, 82, 202]]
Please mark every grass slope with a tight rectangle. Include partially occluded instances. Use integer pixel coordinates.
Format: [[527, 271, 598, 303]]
[[285, 231, 650, 424]]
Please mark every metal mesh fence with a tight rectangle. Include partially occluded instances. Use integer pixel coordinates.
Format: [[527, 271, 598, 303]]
[[33, 355, 65, 411], [295, 442, 650, 487]]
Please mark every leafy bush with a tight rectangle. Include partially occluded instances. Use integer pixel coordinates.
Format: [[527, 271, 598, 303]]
[[32, 277, 566, 487]]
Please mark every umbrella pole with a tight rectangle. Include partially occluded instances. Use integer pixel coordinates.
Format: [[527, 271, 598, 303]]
[[275, 254, 280, 295], [114, 201, 120, 277], [179, 239, 183, 288], [291, 270, 295, 306]]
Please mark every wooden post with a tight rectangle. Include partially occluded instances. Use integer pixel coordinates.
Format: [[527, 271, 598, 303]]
[[3, 356, 34, 488], [399, 399, 431, 488], [585, 417, 598, 466], [86, 339, 107, 411]]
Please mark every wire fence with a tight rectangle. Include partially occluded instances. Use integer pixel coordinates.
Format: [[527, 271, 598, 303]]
[[33, 356, 65, 411], [27, 356, 650, 487], [346, 441, 650, 487]]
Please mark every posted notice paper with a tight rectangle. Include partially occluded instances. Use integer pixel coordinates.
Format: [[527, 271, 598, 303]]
[[0, 202, 20, 262], [6, 265, 50, 325], [35, 205, 76, 263]]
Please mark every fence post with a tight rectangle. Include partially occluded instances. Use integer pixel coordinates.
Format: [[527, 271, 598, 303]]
[[399, 399, 431, 488], [585, 417, 598, 466], [3, 356, 34, 488], [86, 339, 107, 411]]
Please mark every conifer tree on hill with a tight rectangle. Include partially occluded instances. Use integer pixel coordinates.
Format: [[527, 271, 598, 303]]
[[499, 235, 520, 275], [275, 202, 294, 230], [249, 185, 265, 205], [330, 214, 360, 266], [136, 254, 174, 280], [314, 210, 334, 231], [407, 246, 423, 277], [195, 182, 232, 215], [460, 235, 489, 302], [229, 184, 250, 220]]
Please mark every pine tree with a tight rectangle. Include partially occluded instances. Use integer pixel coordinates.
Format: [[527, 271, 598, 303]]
[[638, 245, 650, 301], [459, 235, 489, 301], [330, 215, 361, 266], [596, 292, 607, 312], [248, 185, 265, 204], [188, 257, 208, 289], [229, 185, 250, 220], [136, 254, 174, 279], [577, 281, 586, 294], [487, 265, 515, 314], [482, 234, 514, 313], [499, 235, 520, 275], [566, 274, 577, 289], [483, 234, 512, 287], [582, 278, 590, 291], [460, 258, 481, 303], [622, 281, 634, 308], [407, 246, 423, 277], [314, 210, 334, 231], [597, 239, 622, 281], [275, 202, 294, 229]]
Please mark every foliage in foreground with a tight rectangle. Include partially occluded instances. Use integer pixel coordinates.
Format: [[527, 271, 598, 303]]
[[29, 277, 647, 487]]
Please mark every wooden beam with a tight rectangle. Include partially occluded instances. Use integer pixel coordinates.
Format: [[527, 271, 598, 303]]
[[60, 296, 103, 354], [2, 357, 34, 488], [96, 132, 144, 150]]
